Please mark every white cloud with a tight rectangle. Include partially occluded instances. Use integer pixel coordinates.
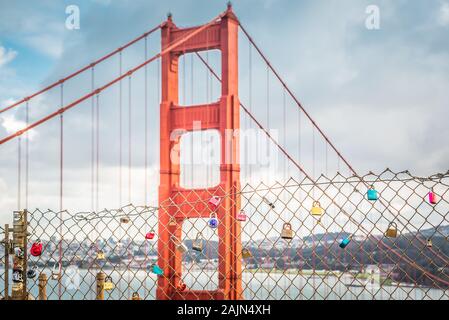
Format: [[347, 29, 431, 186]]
[[24, 34, 64, 59], [439, 2, 449, 26], [0, 45, 18, 67], [0, 114, 37, 140]]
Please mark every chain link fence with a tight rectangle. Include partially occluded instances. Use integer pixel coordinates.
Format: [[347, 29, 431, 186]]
[[2, 169, 449, 300]]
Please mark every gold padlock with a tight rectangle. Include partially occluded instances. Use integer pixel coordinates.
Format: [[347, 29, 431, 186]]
[[104, 276, 114, 291], [97, 251, 105, 260], [192, 232, 203, 252], [310, 201, 324, 216], [120, 216, 130, 224], [385, 222, 398, 238], [242, 248, 253, 259], [131, 292, 141, 300], [281, 223, 294, 240], [169, 217, 177, 227]]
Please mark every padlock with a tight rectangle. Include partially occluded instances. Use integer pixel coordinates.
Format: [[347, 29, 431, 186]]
[[385, 222, 398, 238], [120, 216, 130, 224], [52, 263, 61, 280], [145, 231, 155, 240], [367, 186, 379, 201], [208, 196, 221, 209], [12, 283, 23, 292], [263, 197, 275, 209], [12, 270, 24, 283], [339, 235, 352, 249], [169, 217, 177, 227], [242, 248, 253, 259], [208, 212, 219, 229], [13, 261, 23, 271], [14, 247, 25, 259], [151, 264, 164, 276], [172, 236, 188, 253], [27, 266, 37, 279], [310, 201, 324, 216], [30, 240, 43, 257], [131, 292, 141, 300], [428, 191, 437, 205], [104, 276, 114, 291], [281, 223, 294, 240], [177, 280, 187, 292], [192, 233, 204, 252], [426, 239, 433, 248], [237, 210, 247, 222], [97, 251, 106, 260], [13, 211, 24, 223]]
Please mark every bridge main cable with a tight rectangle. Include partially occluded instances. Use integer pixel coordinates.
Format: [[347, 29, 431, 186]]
[[0, 24, 161, 115], [195, 51, 449, 288], [238, 21, 449, 269], [0, 11, 228, 146]]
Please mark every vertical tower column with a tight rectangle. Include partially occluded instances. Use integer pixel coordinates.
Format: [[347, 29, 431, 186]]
[[157, 6, 242, 300]]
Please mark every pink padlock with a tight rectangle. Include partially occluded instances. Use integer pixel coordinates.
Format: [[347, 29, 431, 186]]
[[428, 191, 437, 205], [208, 196, 221, 209], [237, 210, 247, 222]]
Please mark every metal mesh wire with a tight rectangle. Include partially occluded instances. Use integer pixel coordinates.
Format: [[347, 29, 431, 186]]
[[0, 226, 5, 299], [3, 169, 449, 300]]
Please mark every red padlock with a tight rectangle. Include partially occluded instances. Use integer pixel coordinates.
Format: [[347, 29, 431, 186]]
[[208, 196, 221, 209], [428, 191, 437, 205], [145, 231, 155, 240], [30, 240, 43, 257], [177, 280, 187, 292], [237, 210, 247, 222]]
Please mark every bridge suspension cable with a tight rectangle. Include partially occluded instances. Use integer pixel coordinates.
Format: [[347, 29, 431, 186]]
[[236, 20, 449, 272], [194, 50, 449, 288], [0, 11, 226, 146], [0, 25, 162, 115]]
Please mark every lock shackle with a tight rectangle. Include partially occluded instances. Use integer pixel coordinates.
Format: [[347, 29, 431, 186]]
[[52, 263, 61, 278], [388, 221, 397, 228], [209, 212, 217, 219], [195, 232, 203, 240], [369, 185, 376, 190], [283, 222, 292, 230], [171, 236, 182, 246], [105, 276, 113, 282], [312, 201, 321, 207]]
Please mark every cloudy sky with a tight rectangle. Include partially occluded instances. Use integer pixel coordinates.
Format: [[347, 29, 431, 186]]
[[0, 0, 449, 224]]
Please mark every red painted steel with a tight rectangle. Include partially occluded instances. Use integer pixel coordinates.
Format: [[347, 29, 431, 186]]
[[157, 6, 242, 300]]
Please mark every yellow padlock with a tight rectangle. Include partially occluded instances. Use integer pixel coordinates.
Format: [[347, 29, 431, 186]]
[[104, 276, 114, 291], [281, 223, 293, 240], [310, 201, 324, 216], [97, 251, 105, 260], [242, 248, 253, 259], [385, 222, 398, 238]]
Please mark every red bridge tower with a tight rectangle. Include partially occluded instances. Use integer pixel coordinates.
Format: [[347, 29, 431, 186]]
[[157, 6, 242, 300]]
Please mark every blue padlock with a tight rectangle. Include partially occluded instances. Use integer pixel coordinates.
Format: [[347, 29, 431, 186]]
[[367, 186, 378, 201], [208, 212, 218, 229], [151, 264, 163, 276], [339, 236, 351, 249]]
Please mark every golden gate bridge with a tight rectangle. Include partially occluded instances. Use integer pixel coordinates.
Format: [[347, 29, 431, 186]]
[[1, 4, 449, 300]]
